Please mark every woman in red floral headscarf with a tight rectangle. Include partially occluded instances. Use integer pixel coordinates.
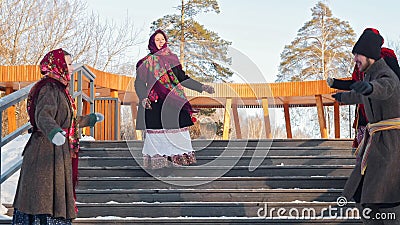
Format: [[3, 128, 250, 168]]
[[135, 30, 214, 173], [12, 49, 104, 224]]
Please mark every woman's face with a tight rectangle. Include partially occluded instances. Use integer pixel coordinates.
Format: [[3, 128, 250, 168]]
[[154, 33, 166, 50], [65, 55, 74, 75]]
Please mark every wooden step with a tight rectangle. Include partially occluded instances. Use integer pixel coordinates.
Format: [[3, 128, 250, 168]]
[[79, 147, 354, 157], [0, 217, 363, 224], [80, 139, 353, 149], [77, 176, 348, 189], [69, 202, 359, 218], [78, 165, 354, 177], [76, 188, 343, 203], [2, 139, 358, 224], [78, 156, 356, 167]]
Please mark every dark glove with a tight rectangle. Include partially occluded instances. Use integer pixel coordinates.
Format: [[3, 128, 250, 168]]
[[350, 81, 373, 95], [327, 78, 354, 91], [332, 93, 343, 102]]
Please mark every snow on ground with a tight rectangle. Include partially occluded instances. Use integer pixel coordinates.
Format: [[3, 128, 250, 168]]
[[81, 135, 95, 141], [1, 133, 30, 215], [1, 133, 29, 172]]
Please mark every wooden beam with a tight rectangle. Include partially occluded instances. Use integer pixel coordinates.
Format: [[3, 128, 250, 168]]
[[110, 89, 119, 98], [315, 95, 328, 138], [117, 102, 121, 141], [232, 103, 242, 139], [223, 98, 232, 140], [283, 103, 292, 139], [334, 101, 340, 138], [82, 101, 90, 136], [262, 98, 272, 139], [108, 100, 114, 140], [94, 100, 98, 139], [110, 90, 120, 140], [87, 84, 96, 137], [5, 87, 16, 134], [82, 82, 91, 136], [99, 100, 105, 140]]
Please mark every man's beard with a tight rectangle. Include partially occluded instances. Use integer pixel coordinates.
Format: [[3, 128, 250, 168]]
[[359, 59, 372, 73]]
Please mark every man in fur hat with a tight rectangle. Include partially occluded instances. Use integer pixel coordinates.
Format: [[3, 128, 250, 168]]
[[332, 29, 400, 224]]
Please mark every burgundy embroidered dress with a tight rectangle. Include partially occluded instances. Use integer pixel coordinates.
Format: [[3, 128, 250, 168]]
[[135, 30, 204, 169]]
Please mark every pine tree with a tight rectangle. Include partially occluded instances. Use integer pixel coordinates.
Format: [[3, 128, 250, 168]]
[[276, 1, 356, 82], [150, 0, 233, 82]]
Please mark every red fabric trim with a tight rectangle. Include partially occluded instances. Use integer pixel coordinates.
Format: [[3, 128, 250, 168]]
[[365, 28, 380, 35], [381, 47, 397, 60]]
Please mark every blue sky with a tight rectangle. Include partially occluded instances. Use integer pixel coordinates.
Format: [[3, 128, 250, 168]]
[[86, 0, 400, 82]]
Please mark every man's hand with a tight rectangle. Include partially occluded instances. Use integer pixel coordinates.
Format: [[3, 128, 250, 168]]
[[332, 93, 343, 102], [350, 81, 373, 95]]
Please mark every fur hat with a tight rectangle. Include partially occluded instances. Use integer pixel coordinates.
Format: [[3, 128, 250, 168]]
[[352, 28, 384, 60]]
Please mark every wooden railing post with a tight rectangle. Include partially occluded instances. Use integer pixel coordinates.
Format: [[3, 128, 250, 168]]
[[111, 90, 120, 140], [5, 87, 16, 134], [232, 103, 242, 139], [315, 95, 328, 138], [262, 98, 272, 139], [223, 98, 232, 140], [334, 101, 340, 138], [283, 103, 292, 138]]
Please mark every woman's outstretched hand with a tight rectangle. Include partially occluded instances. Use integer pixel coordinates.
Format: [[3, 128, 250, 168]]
[[202, 85, 215, 94], [95, 113, 104, 122], [142, 98, 152, 109]]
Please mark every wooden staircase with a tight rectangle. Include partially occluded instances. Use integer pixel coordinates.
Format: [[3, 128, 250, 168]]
[[2, 139, 363, 224]]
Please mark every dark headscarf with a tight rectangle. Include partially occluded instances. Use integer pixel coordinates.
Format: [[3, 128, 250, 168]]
[[137, 29, 180, 72], [148, 29, 168, 54]]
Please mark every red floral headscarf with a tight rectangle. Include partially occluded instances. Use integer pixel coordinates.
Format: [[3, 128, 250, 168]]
[[39, 48, 71, 86]]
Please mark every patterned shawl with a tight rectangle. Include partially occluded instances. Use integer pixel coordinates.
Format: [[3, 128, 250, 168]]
[[137, 30, 194, 114]]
